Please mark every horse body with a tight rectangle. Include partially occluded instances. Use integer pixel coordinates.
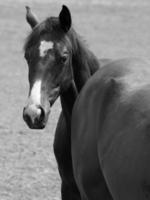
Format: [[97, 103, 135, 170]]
[[72, 58, 150, 200]]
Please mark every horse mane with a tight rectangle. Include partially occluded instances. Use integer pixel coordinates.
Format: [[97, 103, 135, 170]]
[[24, 17, 100, 91], [67, 28, 99, 91]]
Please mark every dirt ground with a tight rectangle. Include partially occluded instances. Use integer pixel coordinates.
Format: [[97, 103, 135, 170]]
[[1, 1, 150, 199]]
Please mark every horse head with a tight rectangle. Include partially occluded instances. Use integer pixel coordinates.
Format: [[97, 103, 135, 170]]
[[23, 5, 74, 129]]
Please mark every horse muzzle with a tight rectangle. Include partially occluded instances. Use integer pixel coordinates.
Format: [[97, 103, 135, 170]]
[[23, 104, 50, 129]]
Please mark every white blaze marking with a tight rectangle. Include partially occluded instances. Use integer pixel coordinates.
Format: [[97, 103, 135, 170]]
[[30, 80, 42, 105], [39, 40, 54, 57]]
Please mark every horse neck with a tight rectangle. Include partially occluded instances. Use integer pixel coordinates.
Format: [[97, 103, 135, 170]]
[[71, 30, 100, 92], [60, 80, 78, 128]]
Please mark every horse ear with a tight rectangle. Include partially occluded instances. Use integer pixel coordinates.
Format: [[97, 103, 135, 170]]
[[26, 6, 39, 28], [59, 5, 72, 32]]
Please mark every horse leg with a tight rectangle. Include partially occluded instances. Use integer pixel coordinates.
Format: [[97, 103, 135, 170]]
[[54, 112, 81, 200]]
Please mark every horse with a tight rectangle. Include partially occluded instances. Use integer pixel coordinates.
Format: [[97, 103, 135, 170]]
[[71, 58, 150, 200], [23, 5, 112, 200]]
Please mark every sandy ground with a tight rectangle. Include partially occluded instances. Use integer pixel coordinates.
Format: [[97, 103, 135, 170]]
[[1, 1, 150, 199]]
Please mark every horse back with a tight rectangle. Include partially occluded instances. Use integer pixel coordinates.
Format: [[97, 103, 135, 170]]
[[72, 58, 150, 200]]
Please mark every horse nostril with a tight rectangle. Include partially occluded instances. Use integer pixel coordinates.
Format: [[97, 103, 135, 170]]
[[23, 105, 45, 127], [37, 105, 45, 122], [23, 107, 32, 125]]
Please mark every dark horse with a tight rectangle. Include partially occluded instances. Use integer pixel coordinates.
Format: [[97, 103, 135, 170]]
[[23, 5, 112, 200], [72, 58, 150, 200]]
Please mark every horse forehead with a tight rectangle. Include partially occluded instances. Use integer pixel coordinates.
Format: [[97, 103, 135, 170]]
[[39, 40, 54, 57]]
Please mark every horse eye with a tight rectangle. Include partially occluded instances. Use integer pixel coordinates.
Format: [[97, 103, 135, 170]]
[[61, 55, 68, 63]]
